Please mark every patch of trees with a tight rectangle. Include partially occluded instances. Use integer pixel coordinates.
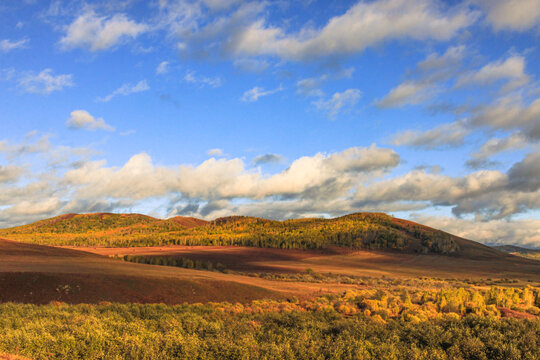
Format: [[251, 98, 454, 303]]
[[122, 255, 227, 272]]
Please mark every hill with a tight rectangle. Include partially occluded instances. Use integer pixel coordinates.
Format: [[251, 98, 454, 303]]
[[492, 245, 540, 260], [0, 238, 290, 304], [0, 212, 507, 256]]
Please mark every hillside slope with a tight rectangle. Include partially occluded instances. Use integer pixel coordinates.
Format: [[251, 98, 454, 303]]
[[0, 238, 287, 304], [492, 245, 540, 260], [0, 212, 507, 257]]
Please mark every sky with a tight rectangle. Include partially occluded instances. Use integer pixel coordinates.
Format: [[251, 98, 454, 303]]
[[1, 0, 540, 247]]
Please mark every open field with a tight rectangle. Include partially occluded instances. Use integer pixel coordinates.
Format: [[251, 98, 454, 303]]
[[70, 244, 540, 282], [2, 236, 539, 306], [0, 238, 362, 304]]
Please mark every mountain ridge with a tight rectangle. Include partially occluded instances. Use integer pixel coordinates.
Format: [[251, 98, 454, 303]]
[[0, 212, 509, 258]]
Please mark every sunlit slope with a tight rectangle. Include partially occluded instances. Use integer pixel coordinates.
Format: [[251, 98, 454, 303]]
[[0, 212, 505, 256], [0, 213, 208, 247], [493, 245, 540, 260]]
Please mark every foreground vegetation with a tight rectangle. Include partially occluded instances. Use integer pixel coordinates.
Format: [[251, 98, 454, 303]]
[[0, 212, 461, 254], [1, 285, 538, 360]]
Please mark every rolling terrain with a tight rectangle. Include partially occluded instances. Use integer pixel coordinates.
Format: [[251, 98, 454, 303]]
[[492, 245, 540, 260], [1, 212, 539, 306], [1, 213, 539, 360], [0, 212, 507, 257], [0, 238, 359, 304]]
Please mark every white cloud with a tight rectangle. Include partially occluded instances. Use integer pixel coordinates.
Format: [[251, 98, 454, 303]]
[[229, 0, 476, 61], [61, 145, 399, 202], [17, 69, 74, 94], [392, 121, 470, 149], [470, 96, 540, 139], [3, 132, 540, 246], [241, 85, 283, 102], [296, 68, 354, 98], [376, 46, 465, 108], [156, 61, 170, 75], [97, 80, 149, 102], [296, 77, 325, 98], [471, 133, 528, 161], [456, 56, 530, 91], [66, 110, 115, 131], [375, 82, 432, 108], [314, 89, 362, 119], [414, 215, 540, 247], [0, 38, 28, 52], [474, 0, 540, 32], [184, 70, 222, 88], [0, 165, 23, 183], [7, 197, 63, 216], [60, 10, 148, 51], [207, 148, 224, 156]]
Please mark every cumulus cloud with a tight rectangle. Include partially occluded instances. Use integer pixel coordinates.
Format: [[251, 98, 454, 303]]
[[414, 215, 540, 247], [353, 151, 540, 220], [97, 80, 149, 102], [61, 145, 399, 202], [229, 0, 475, 61], [392, 121, 470, 149], [2, 133, 540, 246], [376, 46, 465, 108], [375, 82, 432, 108], [252, 153, 284, 165], [0, 165, 23, 183], [470, 133, 528, 161], [470, 96, 540, 140], [456, 56, 530, 92], [66, 110, 115, 131], [474, 0, 540, 32], [60, 10, 148, 51], [0, 38, 28, 52], [241, 85, 283, 102], [507, 152, 540, 192], [17, 69, 74, 94], [314, 89, 362, 119]]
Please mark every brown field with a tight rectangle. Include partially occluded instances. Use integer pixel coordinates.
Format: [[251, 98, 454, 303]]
[[0, 239, 355, 304], [71, 244, 540, 281], [2, 238, 539, 305]]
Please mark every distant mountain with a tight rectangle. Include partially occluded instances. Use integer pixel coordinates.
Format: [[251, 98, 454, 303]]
[[491, 245, 540, 260], [0, 212, 506, 257]]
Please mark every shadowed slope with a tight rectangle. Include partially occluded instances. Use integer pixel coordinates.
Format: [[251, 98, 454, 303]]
[[0, 238, 287, 304]]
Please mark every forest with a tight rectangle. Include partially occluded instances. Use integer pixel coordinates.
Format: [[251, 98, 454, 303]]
[[1, 285, 538, 360], [0, 212, 460, 254]]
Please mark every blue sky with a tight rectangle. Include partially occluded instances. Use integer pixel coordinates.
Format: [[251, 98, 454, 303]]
[[1, 0, 540, 247]]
